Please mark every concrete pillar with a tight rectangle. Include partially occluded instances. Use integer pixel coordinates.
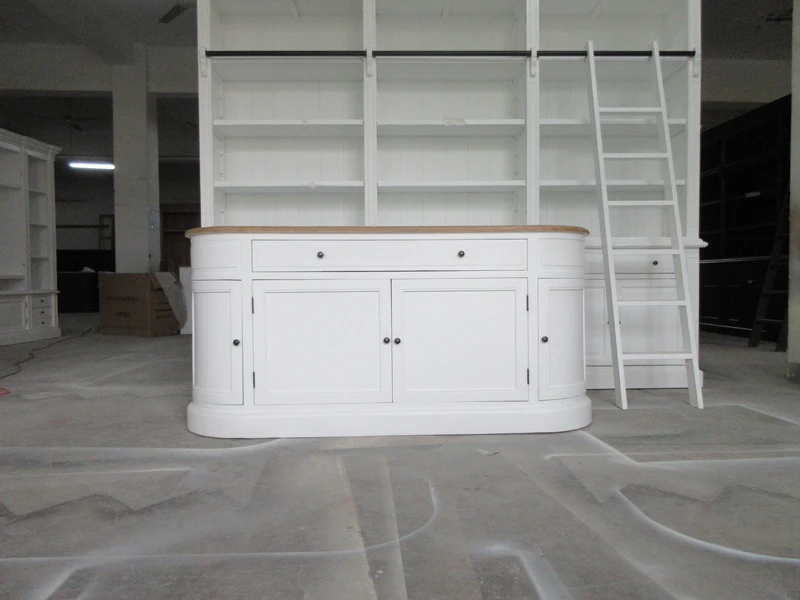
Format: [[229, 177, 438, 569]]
[[112, 44, 160, 273], [789, 17, 800, 380]]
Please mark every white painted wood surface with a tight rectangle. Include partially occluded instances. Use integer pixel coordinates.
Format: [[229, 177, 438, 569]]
[[194, 0, 702, 398], [188, 230, 591, 438], [391, 278, 529, 403], [538, 279, 586, 401], [253, 279, 393, 405], [192, 280, 243, 406], [0, 129, 60, 347]]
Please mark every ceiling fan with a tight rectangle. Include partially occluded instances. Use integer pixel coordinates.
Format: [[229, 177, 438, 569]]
[[19, 111, 100, 132], [159, 0, 196, 24]]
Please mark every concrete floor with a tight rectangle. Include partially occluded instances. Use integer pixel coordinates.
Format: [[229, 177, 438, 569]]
[[1, 316, 799, 600]]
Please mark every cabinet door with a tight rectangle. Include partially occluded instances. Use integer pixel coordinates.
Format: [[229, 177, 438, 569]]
[[391, 279, 529, 403], [192, 281, 243, 405], [0, 297, 27, 334], [539, 279, 586, 400], [253, 280, 392, 405]]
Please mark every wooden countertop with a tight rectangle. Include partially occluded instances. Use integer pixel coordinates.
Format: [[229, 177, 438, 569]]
[[187, 225, 590, 236]]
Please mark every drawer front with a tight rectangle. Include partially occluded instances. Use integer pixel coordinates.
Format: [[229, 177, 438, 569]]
[[537, 238, 586, 278], [252, 239, 528, 272], [33, 307, 53, 322], [191, 238, 242, 280], [32, 295, 52, 308], [586, 251, 675, 275]]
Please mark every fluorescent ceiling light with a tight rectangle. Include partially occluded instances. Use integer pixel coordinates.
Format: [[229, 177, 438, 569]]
[[69, 162, 115, 170]]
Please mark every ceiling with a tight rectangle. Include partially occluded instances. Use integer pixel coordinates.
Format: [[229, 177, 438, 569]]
[[0, 0, 793, 62], [0, 0, 197, 64], [703, 0, 792, 60]]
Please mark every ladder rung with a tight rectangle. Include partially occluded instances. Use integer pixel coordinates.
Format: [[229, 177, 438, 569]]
[[604, 153, 669, 160], [618, 300, 688, 308], [755, 318, 785, 325], [608, 200, 674, 207], [623, 353, 694, 361], [599, 107, 663, 115], [612, 249, 681, 256]]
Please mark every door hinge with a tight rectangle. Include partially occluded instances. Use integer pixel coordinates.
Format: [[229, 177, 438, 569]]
[[527, 368, 530, 385], [252, 372, 256, 388], [252, 297, 254, 313], [526, 295, 529, 311]]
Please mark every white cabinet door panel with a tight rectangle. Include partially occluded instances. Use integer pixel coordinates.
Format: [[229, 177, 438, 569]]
[[253, 280, 392, 405], [392, 279, 528, 403], [0, 297, 27, 334], [539, 279, 585, 400], [192, 281, 243, 405]]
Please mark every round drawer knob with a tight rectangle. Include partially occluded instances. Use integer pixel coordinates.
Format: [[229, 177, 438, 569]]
[[541, 336, 549, 343], [317, 251, 324, 259], [458, 250, 466, 258], [653, 260, 659, 266], [394, 338, 401, 345], [383, 337, 391, 344], [233, 339, 241, 346]]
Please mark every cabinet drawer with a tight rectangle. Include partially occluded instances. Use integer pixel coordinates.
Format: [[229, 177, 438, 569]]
[[33, 307, 53, 322], [31, 296, 52, 308], [537, 238, 586, 278], [586, 251, 675, 274], [252, 239, 528, 271]]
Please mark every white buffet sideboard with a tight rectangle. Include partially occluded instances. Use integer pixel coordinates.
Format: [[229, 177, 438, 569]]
[[187, 226, 590, 438]]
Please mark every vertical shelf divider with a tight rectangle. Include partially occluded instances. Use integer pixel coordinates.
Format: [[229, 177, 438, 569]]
[[364, 0, 378, 225], [197, 0, 216, 227], [527, 0, 539, 224]]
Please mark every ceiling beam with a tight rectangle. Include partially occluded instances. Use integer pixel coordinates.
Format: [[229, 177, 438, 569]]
[[23, 0, 134, 64]]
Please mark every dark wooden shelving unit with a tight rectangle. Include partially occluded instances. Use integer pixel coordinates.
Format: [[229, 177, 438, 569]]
[[161, 204, 200, 272], [699, 95, 790, 341]]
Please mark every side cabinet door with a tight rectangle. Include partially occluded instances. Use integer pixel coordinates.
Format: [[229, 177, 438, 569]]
[[392, 278, 529, 403], [539, 279, 586, 400], [0, 297, 27, 334], [192, 280, 243, 405], [253, 280, 392, 405]]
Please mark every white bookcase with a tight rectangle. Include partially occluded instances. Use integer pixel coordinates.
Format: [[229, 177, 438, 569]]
[[197, 0, 702, 389], [0, 129, 61, 346]]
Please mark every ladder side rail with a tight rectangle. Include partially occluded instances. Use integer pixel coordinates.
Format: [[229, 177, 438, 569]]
[[588, 41, 628, 409], [652, 41, 704, 408]]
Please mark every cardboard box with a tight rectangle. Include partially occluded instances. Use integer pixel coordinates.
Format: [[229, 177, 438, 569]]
[[99, 273, 180, 337]]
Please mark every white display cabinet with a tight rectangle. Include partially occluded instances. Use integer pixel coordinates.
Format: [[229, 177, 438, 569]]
[[0, 129, 61, 346], [376, 0, 527, 51], [207, 0, 364, 51], [376, 58, 528, 225], [196, 0, 702, 391]]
